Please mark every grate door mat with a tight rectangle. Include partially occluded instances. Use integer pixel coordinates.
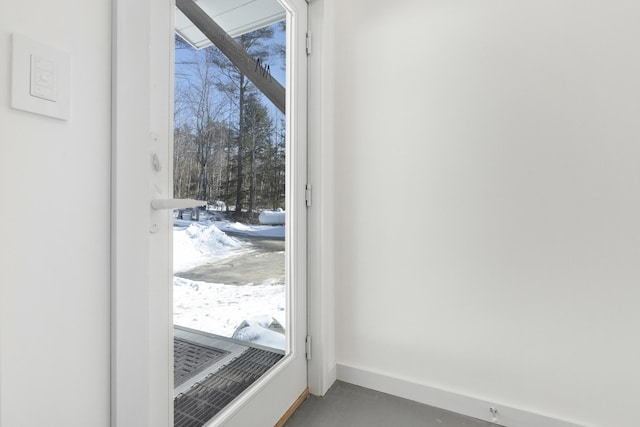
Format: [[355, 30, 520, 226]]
[[174, 347, 284, 427], [174, 338, 230, 387]]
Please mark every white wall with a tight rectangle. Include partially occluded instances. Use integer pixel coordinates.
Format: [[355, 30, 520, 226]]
[[330, 1, 640, 426], [0, 0, 111, 426]]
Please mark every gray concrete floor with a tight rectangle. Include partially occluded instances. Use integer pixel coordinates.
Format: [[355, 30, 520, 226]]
[[284, 381, 495, 427]]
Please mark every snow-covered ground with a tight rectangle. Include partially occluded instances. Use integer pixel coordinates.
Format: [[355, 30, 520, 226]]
[[174, 278, 285, 348], [173, 219, 286, 350], [173, 222, 245, 272]]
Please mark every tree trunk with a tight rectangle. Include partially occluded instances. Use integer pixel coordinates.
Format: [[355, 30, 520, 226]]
[[249, 134, 256, 221], [235, 75, 245, 214], [197, 160, 207, 201]]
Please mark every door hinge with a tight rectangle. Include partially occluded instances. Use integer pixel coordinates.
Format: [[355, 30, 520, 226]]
[[305, 184, 312, 207], [306, 32, 312, 56], [305, 335, 312, 360]]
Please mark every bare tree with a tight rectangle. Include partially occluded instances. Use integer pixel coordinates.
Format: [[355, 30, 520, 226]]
[[173, 23, 285, 219], [175, 45, 229, 204]]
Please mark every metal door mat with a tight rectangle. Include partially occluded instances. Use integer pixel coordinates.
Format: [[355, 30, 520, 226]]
[[174, 337, 230, 387], [174, 347, 284, 427]]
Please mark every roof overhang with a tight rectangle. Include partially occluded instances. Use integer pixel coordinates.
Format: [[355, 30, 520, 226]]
[[175, 0, 286, 50]]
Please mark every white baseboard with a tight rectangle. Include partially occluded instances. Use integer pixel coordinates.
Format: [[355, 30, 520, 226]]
[[336, 363, 588, 427]]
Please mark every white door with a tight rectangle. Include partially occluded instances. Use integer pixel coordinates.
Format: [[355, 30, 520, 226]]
[[111, 0, 308, 426]]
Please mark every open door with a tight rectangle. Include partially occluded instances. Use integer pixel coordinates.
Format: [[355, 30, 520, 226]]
[[111, 0, 308, 426]]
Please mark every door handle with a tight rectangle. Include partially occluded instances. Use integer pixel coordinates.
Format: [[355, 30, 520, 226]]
[[151, 198, 206, 210]]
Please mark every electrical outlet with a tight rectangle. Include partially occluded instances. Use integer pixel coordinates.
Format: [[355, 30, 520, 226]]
[[489, 407, 499, 423]]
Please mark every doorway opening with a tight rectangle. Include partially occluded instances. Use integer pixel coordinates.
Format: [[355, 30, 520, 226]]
[[171, 1, 291, 425]]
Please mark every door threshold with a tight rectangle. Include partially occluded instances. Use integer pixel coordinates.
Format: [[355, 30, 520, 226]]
[[174, 325, 285, 427]]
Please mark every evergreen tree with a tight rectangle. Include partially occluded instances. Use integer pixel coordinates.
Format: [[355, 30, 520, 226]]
[[173, 23, 285, 219]]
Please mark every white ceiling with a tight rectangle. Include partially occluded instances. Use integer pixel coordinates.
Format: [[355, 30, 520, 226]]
[[176, 0, 286, 49]]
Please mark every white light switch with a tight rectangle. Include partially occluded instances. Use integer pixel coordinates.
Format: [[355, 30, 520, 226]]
[[11, 34, 70, 120], [30, 55, 57, 102]]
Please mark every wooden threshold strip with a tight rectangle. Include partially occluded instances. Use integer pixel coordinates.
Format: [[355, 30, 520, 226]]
[[274, 388, 310, 427]]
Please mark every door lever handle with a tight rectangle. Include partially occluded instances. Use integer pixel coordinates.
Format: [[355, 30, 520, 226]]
[[151, 198, 206, 210]]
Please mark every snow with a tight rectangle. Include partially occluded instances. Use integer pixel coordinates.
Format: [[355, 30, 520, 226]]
[[173, 213, 285, 240], [173, 219, 286, 350], [226, 222, 253, 231], [232, 317, 286, 349], [173, 223, 244, 272], [173, 277, 285, 349], [213, 220, 285, 239]]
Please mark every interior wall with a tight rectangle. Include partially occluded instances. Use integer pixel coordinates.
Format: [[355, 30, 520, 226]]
[[331, 1, 640, 426], [0, 0, 111, 426]]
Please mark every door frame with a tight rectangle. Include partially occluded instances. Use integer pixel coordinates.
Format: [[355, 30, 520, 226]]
[[111, 0, 314, 425], [305, 0, 337, 397], [111, 0, 174, 425]]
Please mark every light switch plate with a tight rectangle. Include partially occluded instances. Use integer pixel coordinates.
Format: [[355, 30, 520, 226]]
[[11, 34, 70, 121]]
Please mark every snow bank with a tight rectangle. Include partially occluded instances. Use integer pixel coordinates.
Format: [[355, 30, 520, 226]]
[[213, 221, 285, 239], [258, 209, 285, 225], [173, 277, 286, 350], [172, 220, 287, 350], [232, 315, 285, 349], [173, 223, 244, 272]]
